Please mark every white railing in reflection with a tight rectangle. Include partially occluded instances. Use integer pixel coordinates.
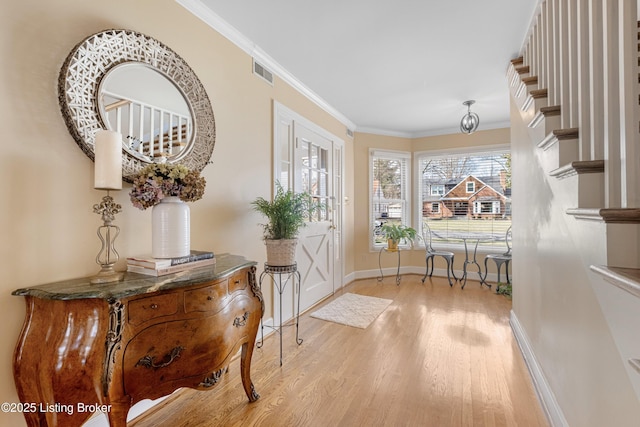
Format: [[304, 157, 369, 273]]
[[102, 90, 192, 160]]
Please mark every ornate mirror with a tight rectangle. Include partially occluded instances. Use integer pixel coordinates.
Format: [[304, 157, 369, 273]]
[[58, 29, 215, 182]]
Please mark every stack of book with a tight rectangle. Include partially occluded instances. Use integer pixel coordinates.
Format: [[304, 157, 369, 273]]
[[127, 250, 215, 276]]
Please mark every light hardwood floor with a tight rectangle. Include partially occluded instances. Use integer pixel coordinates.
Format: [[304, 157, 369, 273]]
[[131, 275, 548, 427]]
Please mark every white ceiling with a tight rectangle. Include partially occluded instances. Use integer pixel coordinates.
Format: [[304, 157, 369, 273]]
[[184, 0, 539, 137]]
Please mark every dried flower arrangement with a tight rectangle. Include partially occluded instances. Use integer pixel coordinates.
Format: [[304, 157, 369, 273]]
[[129, 163, 206, 210]]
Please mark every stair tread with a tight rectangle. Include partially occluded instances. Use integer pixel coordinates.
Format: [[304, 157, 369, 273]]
[[540, 105, 561, 116], [530, 88, 548, 99], [553, 127, 579, 139], [591, 265, 640, 299], [550, 160, 604, 178], [599, 208, 640, 223]]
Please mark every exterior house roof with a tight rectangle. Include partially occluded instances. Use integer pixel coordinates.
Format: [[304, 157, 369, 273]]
[[440, 175, 507, 202]]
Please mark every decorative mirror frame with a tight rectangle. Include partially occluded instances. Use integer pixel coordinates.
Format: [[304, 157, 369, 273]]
[[58, 29, 215, 182]]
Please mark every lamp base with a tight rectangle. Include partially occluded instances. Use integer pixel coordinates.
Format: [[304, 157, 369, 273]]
[[91, 265, 124, 284]]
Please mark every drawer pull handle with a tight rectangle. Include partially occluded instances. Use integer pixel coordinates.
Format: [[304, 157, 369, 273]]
[[135, 346, 184, 369], [234, 280, 240, 285], [207, 296, 213, 301], [233, 312, 250, 328], [150, 303, 158, 309]]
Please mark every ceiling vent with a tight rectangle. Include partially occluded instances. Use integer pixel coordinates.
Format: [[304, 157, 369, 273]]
[[253, 59, 273, 85]]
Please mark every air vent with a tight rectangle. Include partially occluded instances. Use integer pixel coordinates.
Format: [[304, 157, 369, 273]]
[[346, 128, 354, 138], [253, 59, 273, 85]]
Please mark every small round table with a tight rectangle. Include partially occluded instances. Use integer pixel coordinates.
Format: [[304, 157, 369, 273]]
[[256, 263, 303, 366], [460, 237, 489, 289]]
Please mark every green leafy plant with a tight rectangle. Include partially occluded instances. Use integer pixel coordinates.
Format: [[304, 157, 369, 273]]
[[251, 183, 320, 240], [380, 223, 417, 246], [496, 282, 512, 298]]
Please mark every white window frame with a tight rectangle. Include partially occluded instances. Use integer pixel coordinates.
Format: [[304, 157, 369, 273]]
[[369, 149, 411, 250], [431, 202, 440, 213], [414, 144, 510, 251]]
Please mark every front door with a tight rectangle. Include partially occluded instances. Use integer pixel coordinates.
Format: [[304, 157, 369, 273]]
[[272, 102, 343, 323], [294, 122, 334, 312]]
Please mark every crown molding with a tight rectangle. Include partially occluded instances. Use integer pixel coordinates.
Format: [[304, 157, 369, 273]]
[[175, 0, 356, 131], [355, 127, 414, 139], [358, 120, 511, 139], [411, 120, 512, 138]]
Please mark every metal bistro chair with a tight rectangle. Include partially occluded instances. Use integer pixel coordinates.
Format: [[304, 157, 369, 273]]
[[421, 223, 456, 286], [483, 226, 512, 287]]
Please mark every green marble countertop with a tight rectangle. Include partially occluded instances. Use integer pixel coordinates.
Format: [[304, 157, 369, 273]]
[[12, 254, 256, 301]]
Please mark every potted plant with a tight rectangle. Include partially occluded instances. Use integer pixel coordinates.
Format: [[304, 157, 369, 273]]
[[129, 162, 206, 258], [251, 182, 319, 266], [380, 223, 417, 251]]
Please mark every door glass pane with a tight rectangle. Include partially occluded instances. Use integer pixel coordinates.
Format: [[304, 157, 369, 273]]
[[318, 171, 327, 197], [302, 168, 310, 194], [310, 170, 318, 196], [301, 140, 310, 167], [303, 141, 331, 223], [311, 144, 319, 169]]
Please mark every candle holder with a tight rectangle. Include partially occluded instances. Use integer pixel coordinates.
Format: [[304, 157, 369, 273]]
[[91, 191, 124, 284]]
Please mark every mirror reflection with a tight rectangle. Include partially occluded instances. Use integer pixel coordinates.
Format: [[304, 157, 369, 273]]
[[99, 63, 194, 163]]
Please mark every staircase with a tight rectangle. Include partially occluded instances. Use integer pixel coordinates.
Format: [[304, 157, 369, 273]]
[[507, 0, 640, 424]]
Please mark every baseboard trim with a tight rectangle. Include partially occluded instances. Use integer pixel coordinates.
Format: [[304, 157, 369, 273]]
[[510, 311, 568, 427], [344, 271, 356, 285], [352, 266, 502, 285]]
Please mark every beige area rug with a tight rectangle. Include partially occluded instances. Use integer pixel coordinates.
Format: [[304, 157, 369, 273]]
[[310, 293, 393, 329]]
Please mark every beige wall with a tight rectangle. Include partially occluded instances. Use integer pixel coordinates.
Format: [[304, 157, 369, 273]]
[[353, 128, 511, 273], [0, 1, 353, 424]]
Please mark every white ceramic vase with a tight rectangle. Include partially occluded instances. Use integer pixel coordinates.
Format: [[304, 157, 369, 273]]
[[152, 196, 190, 258]]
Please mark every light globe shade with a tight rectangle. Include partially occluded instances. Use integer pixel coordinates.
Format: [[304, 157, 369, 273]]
[[460, 100, 479, 134]]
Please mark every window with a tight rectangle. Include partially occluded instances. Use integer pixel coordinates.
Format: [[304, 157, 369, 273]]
[[466, 181, 475, 193], [431, 185, 444, 196], [474, 201, 501, 214], [417, 148, 511, 248], [370, 149, 411, 247]]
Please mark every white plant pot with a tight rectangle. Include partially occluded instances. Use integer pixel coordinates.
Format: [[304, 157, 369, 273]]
[[152, 196, 190, 258]]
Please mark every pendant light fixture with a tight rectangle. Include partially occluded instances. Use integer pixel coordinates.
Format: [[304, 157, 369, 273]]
[[460, 100, 479, 134]]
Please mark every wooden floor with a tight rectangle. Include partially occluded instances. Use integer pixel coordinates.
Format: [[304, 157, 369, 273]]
[[131, 275, 548, 427]]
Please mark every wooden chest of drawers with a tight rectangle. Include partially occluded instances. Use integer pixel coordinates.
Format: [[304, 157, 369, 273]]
[[12, 254, 263, 427]]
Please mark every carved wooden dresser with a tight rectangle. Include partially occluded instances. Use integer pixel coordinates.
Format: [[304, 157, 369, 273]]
[[12, 254, 264, 427]]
